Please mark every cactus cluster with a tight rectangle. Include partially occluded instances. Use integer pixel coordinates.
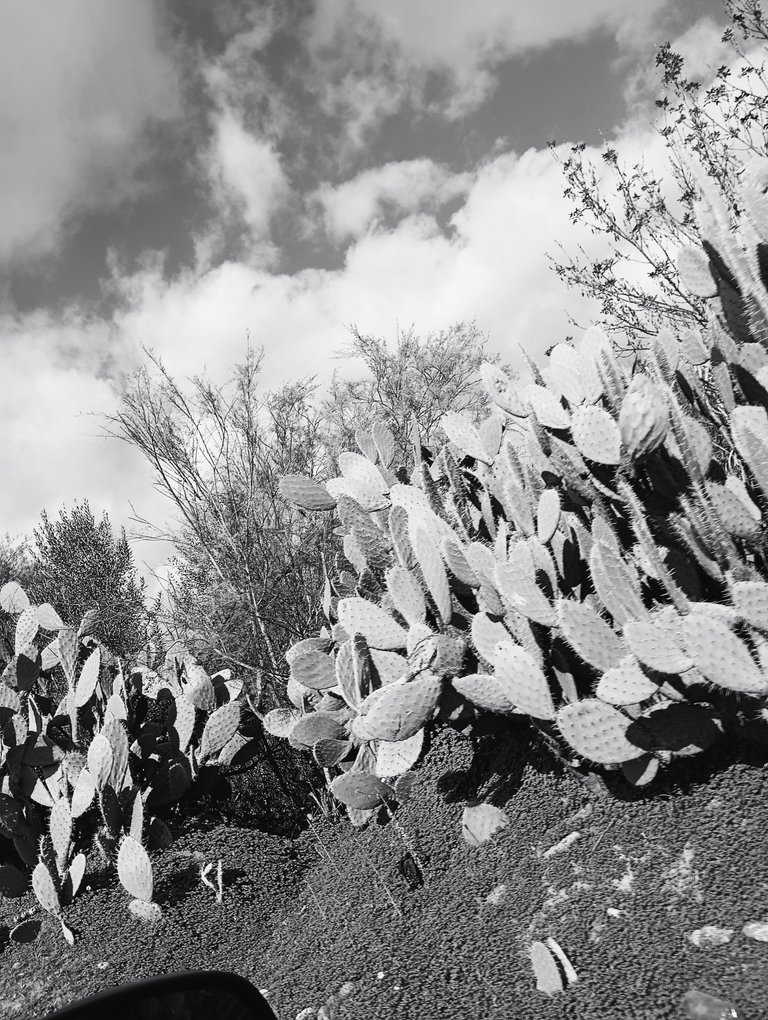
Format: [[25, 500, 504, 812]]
[[0, 581, 257, 944], [273, 155, 768, 831]]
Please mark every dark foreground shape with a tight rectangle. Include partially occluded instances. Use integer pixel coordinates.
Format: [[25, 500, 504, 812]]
[[43, 970, 278, 1020]]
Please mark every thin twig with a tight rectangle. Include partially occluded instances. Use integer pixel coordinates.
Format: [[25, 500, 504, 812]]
[[587, 817, 616, 858]]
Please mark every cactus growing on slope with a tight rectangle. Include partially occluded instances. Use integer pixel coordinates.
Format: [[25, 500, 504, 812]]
[[274, 157, 768, 834]]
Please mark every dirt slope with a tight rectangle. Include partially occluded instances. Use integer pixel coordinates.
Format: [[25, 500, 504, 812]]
[[3, 720, 768, 1020]]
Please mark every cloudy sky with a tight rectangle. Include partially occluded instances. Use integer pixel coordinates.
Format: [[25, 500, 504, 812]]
[[0, 0, 736, 593]]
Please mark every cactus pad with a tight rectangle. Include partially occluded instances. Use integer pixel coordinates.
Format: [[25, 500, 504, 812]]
[[291, 712, 346, 747], [680, 610, 768, 693], [570, 404, 621, 465], [375, 729, 424, 777], [290, 651, 338, 690], [461, 802, 510, 847], [557, 599, 627, 672], [14, 606, 39, 656], [278, 475, 336, 511], [595, 656, 659, 706], [557, 699, 644, 764], [74, 647, 101, 708], [441, 411, 492, 465], [32, 862, 59, 914], [409, 516, 452, 625], [618, 374, 669, 460], [494, 641, 556, 720], [732, 580, 768, 631], [338, 598, 407, 650], [200, 701, 241, 758], [386, 566, 426, 626], [117, 836, 153, 902], [87, 735, 113, 793], [536, 488, 561, 544], [330, 772, 393, 810], [359, 672, 442, 741], [452, 672, 517, 714]]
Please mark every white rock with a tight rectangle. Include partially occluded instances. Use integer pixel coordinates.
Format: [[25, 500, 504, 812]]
[[687, 925, 735, 947]]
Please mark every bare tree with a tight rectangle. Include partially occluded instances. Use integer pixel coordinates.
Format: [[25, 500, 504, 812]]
[[546, 0, 768, 354], [103, 346, 338, 708], [321, 320, 499, 468]]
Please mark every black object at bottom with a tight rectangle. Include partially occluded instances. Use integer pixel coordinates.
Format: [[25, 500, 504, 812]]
[[41, 969, 278, 1020]]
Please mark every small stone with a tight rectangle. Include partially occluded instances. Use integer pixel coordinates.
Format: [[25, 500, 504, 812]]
[[376, 972, 385, 981], [485, 884, 508, 905], [543, 832, 581, 859], [687, 926, 735, 948], [681, 988, 739, 1019], [742, 921, 768, 941], [606, 907, 622, 918]]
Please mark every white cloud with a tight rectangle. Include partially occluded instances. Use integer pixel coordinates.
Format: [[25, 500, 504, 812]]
[[0, 130, 645, 589], [4, 9, 739, 597], [0, 0, 180, 263], [0, 310, 174, 590], [314, 159, 472, 242], [306, 0, 672, 128], [204, 108, 290, 262]]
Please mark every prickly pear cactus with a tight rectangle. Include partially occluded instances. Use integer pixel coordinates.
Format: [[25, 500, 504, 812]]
[[0, 582, 256, 945], [276, 155, 768, 834]]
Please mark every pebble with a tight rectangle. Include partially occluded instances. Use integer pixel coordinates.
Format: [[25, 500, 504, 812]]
[[687, 926, 735, 948], [742, 921, 768, 941]]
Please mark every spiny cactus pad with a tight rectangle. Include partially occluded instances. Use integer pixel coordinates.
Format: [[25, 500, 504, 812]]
[[290, 651, 338, 690], [386, 566, 427, 626], [71, 768, 96, 818], [14, 606, 40, 657], [200, 702, 241, 758], [732, 580, 768, 631], [74, 647, 101, 708], [32, 862, 59, 914], [117, 836, 153, 902], [87, 735, 113, 793], [452, 673, 518, 714], [595, 656, 659, 706], [493, 641, 556, 720], [570, 404, 621, 465], [557, 699, 644, 764], [313, 738, 353, 767], [129, 899, 163, 924], [461, 803, 510, 847], [680, 610, 768, 693], [338, 598, 407, 650], [556, 599, 627, 672], [618, 374, 669, 460], [278, 475, 336, 512], [409, 516, 452, 625], [330, 772, 393, 810], [623, 615, 693, 674], [529, 941, 566, 996], [0, 580, 30, 614], [291, 713, 346, 747], [440, 411, 492, 465], [536, 488, 561, 544], [358, 673, 442, 741]]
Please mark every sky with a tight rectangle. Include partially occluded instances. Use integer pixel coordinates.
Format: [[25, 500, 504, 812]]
[[0, 0, 743, 595]]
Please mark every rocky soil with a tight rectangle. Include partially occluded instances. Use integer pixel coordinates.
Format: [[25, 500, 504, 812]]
[[2, 719, 768, 1020]]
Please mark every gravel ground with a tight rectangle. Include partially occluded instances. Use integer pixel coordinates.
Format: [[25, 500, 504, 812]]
[[2, 719, 768, 1020]]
